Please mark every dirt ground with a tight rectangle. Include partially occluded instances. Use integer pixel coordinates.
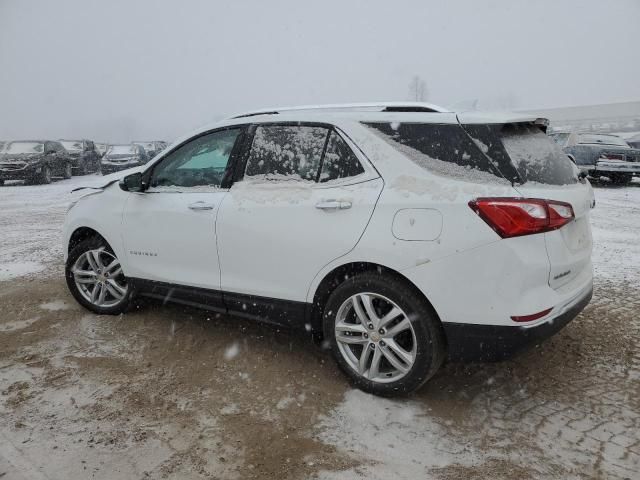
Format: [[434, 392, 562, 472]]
[[1, 178, 639, 479]]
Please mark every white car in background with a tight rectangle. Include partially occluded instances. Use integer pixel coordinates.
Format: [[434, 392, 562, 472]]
[[63, 103, 594, 395]]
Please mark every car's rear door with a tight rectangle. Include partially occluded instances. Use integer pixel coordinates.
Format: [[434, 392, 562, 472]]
[[216, 123, 383, 319]]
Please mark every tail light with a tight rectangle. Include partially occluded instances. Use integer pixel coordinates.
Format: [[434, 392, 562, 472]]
[[468, 197, 574, 238]]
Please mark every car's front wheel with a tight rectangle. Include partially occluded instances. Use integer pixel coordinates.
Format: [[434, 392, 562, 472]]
[[65, 236, 131, 314], [33, 165, 52, 185], [610, 173, 632, 185], [63, 162, 73, 179], [323, 272, 445, 396]]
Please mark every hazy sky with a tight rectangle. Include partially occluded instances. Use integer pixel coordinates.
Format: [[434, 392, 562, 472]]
[[1, 0, 638, 142]]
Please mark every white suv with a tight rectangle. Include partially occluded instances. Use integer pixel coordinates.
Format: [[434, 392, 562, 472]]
[[63, 103, 594, 396]]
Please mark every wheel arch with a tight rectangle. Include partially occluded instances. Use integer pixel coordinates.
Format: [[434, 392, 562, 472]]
[[67, 226, 106, 254], [308, 261, 443, 334]]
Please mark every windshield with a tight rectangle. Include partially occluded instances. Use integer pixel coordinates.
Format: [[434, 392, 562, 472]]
[[106, 145, 137, 156], [60, 140, 83, 151], [578, 134, 630, 147], [3, 142, 44, 154], [134, 142, 155, 150]]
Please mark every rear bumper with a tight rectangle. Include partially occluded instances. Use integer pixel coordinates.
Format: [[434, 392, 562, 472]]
[[442, 285, 592, 361], [583, 161, 640, 174]]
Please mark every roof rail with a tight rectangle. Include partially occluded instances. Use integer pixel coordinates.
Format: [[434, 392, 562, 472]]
[[230, 102, 449, 119]]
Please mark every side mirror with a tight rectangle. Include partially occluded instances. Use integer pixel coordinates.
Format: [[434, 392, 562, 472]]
[[120, 172, 145, 192]]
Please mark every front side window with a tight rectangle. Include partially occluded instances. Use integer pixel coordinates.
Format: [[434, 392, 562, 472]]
[[245, 125, 328, 181], [149, 129, 240, 189]]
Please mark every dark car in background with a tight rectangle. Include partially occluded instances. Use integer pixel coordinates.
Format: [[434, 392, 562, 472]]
[[59, 139, 101, 175], [550, 132, 640, 185], [0, 140, 72, 185], [100, 144, 148, 174], [133, 141, 167, 160]]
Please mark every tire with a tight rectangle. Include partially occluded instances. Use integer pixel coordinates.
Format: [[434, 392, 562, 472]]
[[36, 165, 52, 184], [610, 173, 632, 185], [323, 272, 446, 396], [65, 236, 132, 315], [63, 162, 73, 179]]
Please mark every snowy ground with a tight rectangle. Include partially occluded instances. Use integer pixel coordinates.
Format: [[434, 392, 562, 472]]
[[0, 176, 639, 479]]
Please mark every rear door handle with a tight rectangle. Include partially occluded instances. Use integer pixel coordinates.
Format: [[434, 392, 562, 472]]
[[315, 200, 352, 211], [188, 201, 215, 211]]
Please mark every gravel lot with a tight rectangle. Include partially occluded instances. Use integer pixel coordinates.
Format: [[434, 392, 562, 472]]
[[0, 176, 639, 479]]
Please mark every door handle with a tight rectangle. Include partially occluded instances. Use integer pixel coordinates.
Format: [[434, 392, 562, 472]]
[[315, 200, 352, 211], [188, 201, 215, 211]]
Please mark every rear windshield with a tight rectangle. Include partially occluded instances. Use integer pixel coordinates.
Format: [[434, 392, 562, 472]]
[[578, 134, 629, 147], [365, 122, 578, 185], [497, 124, 578, 185]]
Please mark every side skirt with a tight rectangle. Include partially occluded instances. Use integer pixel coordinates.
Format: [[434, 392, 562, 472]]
[[129, 278, 312, 330]]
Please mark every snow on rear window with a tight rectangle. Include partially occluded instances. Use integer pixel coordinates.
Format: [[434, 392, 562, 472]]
[[501, 124, 578, 185]]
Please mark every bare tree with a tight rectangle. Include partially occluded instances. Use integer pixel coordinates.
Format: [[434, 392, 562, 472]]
[[408, 75, 428, 102]]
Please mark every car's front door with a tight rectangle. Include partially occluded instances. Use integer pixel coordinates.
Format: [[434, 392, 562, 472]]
[[216, 123, 383, 317], [121, 127, 244, 290]]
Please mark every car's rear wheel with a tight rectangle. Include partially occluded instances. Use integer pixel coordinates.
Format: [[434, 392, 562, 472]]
[[65, 236, 131, 315], [323, 272, 445, 396]]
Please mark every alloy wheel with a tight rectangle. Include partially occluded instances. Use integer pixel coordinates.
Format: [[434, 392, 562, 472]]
[[72, 247, 128, 308], [334, 292, 417, 383]]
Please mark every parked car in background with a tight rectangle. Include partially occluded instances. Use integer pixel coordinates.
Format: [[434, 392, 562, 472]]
[[64, 103, 594, 396], [133, 141, 167, 160], [550, 132, 640, 184], [59, 139, 101, 175], [0, 140, 72, 184], [0, 141, 5, 152], [626, 133, 640, 149], [95, 143, 109, 158], [100, 144, 148, 174]]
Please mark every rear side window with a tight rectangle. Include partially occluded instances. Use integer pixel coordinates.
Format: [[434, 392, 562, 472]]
[[245, 125, 328, 181], [366, 122, 578, 185], [319, 131, 364, 182], [364, 122, 516, 184]]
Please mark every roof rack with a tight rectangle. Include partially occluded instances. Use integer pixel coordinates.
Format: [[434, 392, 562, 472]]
[[230, 102, 449, 119]]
